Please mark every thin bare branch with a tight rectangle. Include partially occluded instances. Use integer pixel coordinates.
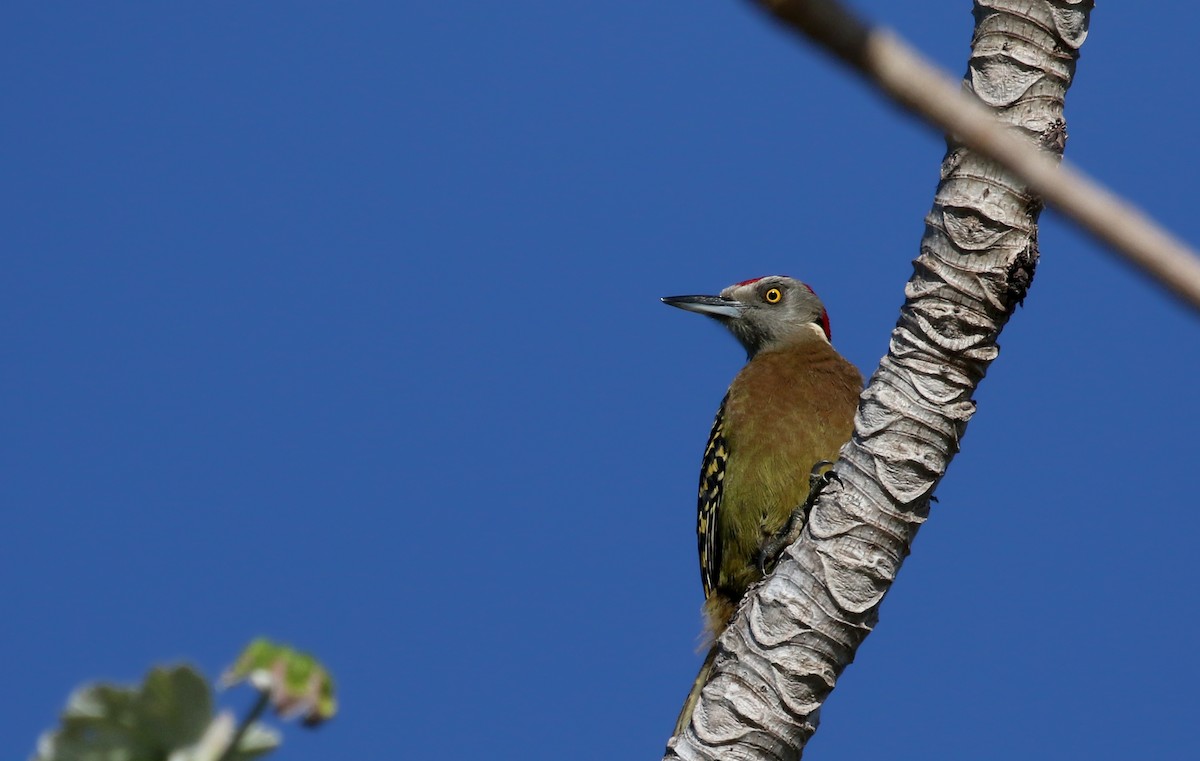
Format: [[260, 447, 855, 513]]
[[753, 0, 1200, 311]]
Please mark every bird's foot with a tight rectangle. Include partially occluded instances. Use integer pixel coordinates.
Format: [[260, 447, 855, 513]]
[[756, 461, 840, 575], [808, 460, 839, 498], [756, 509, 804, 576]]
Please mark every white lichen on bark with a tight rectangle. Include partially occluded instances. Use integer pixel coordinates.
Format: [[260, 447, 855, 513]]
[[666, 2, 1092, 758]]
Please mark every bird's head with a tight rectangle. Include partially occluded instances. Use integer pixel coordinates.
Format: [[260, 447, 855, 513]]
[[661, 275, 832, 358]]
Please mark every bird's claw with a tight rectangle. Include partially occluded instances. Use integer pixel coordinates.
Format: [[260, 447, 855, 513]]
[[757, 506, 805, 575], [809, 460, 839, 495], [756, 462, 840, 575]]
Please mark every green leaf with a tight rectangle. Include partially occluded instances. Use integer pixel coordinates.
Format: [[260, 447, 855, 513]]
[[138, 666, 214, 751], [222, 638, 337, 726], [34, 665, 214, 761]]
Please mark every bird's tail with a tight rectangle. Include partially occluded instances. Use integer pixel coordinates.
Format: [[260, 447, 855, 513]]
[[672, 645, 719, 738]]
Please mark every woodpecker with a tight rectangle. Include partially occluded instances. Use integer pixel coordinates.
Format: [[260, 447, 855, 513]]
[[662, 275, 862, 736]]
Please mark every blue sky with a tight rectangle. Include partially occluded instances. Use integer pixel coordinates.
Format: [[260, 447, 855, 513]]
[[5, 3, 1198, 759]]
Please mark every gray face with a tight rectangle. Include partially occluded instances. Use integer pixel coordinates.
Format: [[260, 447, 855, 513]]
[[661, 275, 831, 358], [717, 276, 830, 356]]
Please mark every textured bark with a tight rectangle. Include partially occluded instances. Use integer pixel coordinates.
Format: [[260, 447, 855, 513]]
[[666, 2, 1092, 758]]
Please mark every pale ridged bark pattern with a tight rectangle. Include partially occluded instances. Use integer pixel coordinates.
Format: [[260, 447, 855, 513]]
[[666, 2, 1092, 758]]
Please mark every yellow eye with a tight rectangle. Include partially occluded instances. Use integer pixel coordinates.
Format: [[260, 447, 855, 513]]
[[764, 287, 782, 304]]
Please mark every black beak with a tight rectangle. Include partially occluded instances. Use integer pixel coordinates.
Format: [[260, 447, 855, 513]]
[[660, 294, 745, 320]]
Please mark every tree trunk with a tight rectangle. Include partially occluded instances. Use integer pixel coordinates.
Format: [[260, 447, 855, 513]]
[[666, 1, 1092, 757]]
